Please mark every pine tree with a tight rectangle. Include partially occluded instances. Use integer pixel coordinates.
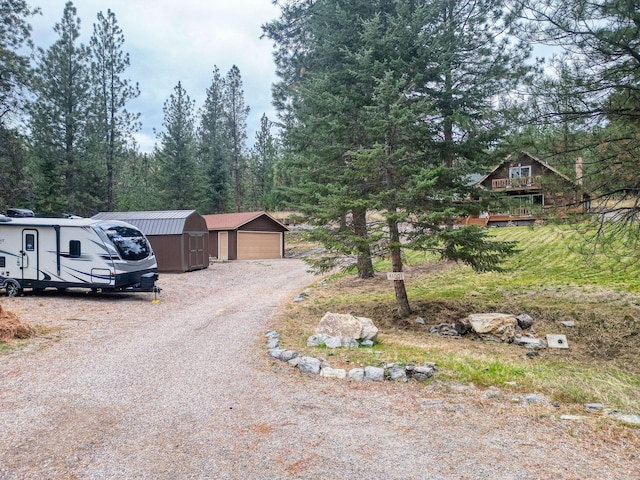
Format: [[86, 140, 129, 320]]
[[246, 114, 279, 210], [198, 66, 231, 213], [29, 1, 93, 216], [90, 8, 140, 211], [265, 0, 526, 315], [0, 0, 39, 126], [223, 65, 250, 212], [154, 81, 205, 210], [511, 0, 640, 224]]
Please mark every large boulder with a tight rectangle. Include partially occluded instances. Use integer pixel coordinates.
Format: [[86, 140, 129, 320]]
[[315, 312, 378, 342], [467, 313, 518, 342]]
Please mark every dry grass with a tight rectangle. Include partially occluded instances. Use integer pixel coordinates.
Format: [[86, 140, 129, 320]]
[[0, 304, 33, 341]]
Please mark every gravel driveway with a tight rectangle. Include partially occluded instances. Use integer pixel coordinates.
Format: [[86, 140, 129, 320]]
[[1, 259, 638, 479]]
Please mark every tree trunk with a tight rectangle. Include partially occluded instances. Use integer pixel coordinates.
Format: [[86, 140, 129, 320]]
[[388, 214, 411, 317], [352, 206, 374, 278]]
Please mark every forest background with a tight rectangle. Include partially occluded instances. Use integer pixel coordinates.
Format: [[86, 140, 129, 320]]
[[2, 1, 640, 311]]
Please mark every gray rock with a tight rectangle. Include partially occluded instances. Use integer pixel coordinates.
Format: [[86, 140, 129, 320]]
[[348, 368, 365, 381], [467, 313, 518, 342], [513, 335, 546, 350], [516, 313, 534, 330], [268, 348, 286, 359], [584, 403, 604, 412], [524, 393, 541, 403], [610, 413, 640, 425], [357, 316, 379, 342], [307, 333, 329, 347], [288, 356, 301, 367], [561, 321, 576, 327], [364, 366, 385, 381], [296, 356, 322, 375], [316, 312, 364, 339], [342, 337, 359, 348], [320, 366, 347, 379], [453, 316, 472, 335], [413, 366, 435, 377], [415, 316, 426, 326], [324, 336, 343, 349], [279, 350, 299, 362], [361, 339, 374, 347], [265, 330, 279, 339], [388, 367, 407, 382], [267, 338, 280, 349]]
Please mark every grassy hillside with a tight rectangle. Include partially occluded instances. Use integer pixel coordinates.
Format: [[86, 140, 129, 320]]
[[278, 225, 640, 413]]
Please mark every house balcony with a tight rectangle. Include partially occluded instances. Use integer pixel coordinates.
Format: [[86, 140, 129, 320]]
[[491, 176, 541, 191]]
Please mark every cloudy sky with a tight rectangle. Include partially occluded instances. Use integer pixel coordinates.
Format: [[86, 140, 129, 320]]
[[29, 0, 282, 152]]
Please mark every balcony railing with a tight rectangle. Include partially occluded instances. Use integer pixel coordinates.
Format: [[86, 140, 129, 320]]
[[491, 176, 539, 189]]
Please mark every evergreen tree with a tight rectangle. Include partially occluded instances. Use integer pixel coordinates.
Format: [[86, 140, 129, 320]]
[[511, 0, 640, 223], [198, 66, 231, 213], [29, 1, 93, 216], [265, 0, 525, 315], [116, 150, 159, 210], [0, 0, 38, 126], [0, 126, 32, 208], [223, 65, 249, 212], [246, 114, 279, 210], [90, 8, 140, 211], [154, 81, 205, 210]]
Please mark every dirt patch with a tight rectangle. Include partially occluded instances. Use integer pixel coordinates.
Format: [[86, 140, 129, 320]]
[[0, 304, 33, 341]]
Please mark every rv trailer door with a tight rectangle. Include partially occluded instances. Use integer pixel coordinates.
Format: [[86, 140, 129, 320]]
[[21, 229, 39, 280]]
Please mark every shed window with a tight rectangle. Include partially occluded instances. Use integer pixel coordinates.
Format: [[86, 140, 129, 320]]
[[69, 240, 81, 258]]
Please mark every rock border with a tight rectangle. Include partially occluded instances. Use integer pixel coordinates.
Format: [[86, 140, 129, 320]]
[[266, 330, 435, 382]]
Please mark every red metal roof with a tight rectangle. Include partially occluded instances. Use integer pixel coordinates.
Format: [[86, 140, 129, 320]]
[[203, 211, 289, 231]]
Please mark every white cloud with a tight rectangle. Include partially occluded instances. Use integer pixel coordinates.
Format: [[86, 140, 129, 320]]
[[30, 0, 281, 152]]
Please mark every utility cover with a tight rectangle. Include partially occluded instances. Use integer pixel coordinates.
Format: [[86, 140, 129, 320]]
[[546, 334, 569, 349]]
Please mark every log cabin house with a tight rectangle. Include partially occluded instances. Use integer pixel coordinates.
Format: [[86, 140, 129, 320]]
[[466, 152, 590, 227]]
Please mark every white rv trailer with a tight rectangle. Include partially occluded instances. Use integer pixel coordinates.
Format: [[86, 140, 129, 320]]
[[0, 216, 159, 296]]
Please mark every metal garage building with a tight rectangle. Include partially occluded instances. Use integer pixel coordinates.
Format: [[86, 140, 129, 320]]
[[204, 211, 289, 260], [93, 210, 209, 272]]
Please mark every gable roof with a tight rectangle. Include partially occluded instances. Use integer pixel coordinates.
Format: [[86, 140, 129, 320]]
[[92, 210, 198, 235], [203, 211, 289, 231], [475, 151, 575, 187]]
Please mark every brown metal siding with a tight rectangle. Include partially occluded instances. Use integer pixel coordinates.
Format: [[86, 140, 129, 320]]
[[147, 235, 184, 272]]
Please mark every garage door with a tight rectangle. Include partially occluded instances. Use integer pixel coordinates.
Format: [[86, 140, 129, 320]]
[[237, 231, 282, 259]]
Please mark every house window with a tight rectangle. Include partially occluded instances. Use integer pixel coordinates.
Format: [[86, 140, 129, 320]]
[[69, 240, 81, 258], [509, 166, 531, 178]]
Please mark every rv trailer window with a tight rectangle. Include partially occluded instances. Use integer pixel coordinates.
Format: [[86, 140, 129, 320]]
[[102, 226, 151, 261], [25, 234, 35, 251], [0, 257, 5, 268], [69, 240, 81, 257]]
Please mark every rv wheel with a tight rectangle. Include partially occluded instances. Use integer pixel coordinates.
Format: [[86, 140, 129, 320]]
[[5, 280, 23, 297]]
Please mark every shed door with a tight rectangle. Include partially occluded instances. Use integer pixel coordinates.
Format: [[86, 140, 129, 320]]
[[237, 232, 282, 260], [218, 232, 229, 260], [188, 234, 206, 269]]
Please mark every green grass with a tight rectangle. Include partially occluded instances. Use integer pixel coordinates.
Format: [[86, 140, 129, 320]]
[[281, 224, 640, 414]]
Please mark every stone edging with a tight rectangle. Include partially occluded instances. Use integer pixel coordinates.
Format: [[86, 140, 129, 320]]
[[266, 330, 436, 382]]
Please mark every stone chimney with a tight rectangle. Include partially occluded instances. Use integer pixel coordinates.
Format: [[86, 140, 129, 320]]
[[576, 156, 583, 186]]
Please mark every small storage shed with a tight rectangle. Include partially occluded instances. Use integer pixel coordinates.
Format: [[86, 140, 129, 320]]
[[203, 211, 289, 260], [92, 210, 209, 272]]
